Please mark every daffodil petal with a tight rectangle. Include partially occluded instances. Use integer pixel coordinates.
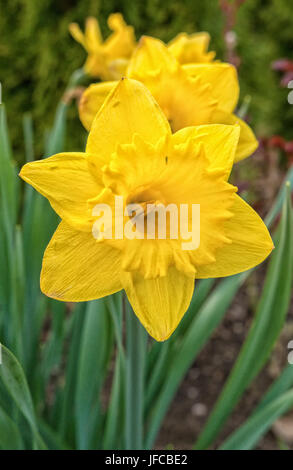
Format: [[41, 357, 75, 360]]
[[19, 153, 101, 231], [69, 22, 87, 49], [122, 267, 195, 341], [163, 69, 218, 131], [105, 13, 136, 59], [79, 82, 116, 131], [128, 38, 218, 132], [107, 58, 129, 80], [107, 12, 128, 31], [41, 221, 122, 301], [168, 32, 215, 64], [130, 65, 217, 132], [85, 17, 102, 50], [196, 194, 274, 278], [172, 124, 240, 178], [183, 63, 239, 113], [127, 36, 178, 79], [210, 109, 258, 161], [86, 78, 171, 167]]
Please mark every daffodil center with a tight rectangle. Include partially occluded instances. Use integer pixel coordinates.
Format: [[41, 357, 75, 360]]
[[127, 187, 166, 216], [125, 187, 169, 238]]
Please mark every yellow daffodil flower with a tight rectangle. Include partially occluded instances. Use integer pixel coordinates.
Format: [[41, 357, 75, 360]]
[[168, 32, 216, 64], [79, 36, 258, 162], [20, 79, 273, 342], [69, 13, 136, 80]]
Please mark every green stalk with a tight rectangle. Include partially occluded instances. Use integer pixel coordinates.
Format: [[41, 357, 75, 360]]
[[124, 295, 147, 450]]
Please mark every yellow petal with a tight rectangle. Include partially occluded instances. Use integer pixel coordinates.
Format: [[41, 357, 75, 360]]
[[196, 194, 274, 278], [85, 17, 102, 51], [84, 53, 108, 80], [130, 66, 217, 132], [41, 221, 122, 301], [127, 36, 178, 79], [183, 63, 239, 113], [210, 109, 258, 161], [19, 153, 101, 231], [168, 32, 215, 64], [172, 124, 240, 178], [104, 13, 136, 60], [165, 69, 218, 131], [107, 12, 127, 31], [122, 267, 195, 341], [86, 78, 171, 169], [79, 82, 116, 131], [106, 58, 129, 80], [69, 22, 87, 49]]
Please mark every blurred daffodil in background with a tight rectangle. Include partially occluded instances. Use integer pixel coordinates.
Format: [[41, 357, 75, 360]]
[[20, 79, 273, 341], [168, 31, 216, 64], [79, 36, 258, 161], [69, 13, 136, 80]]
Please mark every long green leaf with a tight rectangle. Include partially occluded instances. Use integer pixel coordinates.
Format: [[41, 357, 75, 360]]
[[0, 406, 23, 450], [256, 363, 293, 413], [22, 114, 34, 163], [58, 303, 86, 445], [0, 344, 46, 449], [0, 104, 19, 323], [220, 389, 293, 450], [103, 294, 125, 449], [103, 351, 125, 450], [125, 296, 147, 450], [74, 299, 113, 449]]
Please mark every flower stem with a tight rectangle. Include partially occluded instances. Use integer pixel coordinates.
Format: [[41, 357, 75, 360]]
[[124, 294, 147, 450]]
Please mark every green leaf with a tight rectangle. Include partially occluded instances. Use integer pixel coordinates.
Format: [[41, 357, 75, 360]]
[[220, 389, 293, 450], [74, 299, 113, 449], [22, 113, 34, 163], [265, 166, 293, 227], [103, 351, 125, 450], [0, 406, 23, 450], [45, 102, 68, 157], [8, 225, 25, 358], [125, 296, 147, 450], [38, 419, 71, 450], [0, 343, 46, 449], [0, 104, 19, 313], [58, 303, 86, 445], [195, 184, 293, 450], [103, 293, 125, 450], [256, 363, 293, 413], [0, 104, 19, 231]]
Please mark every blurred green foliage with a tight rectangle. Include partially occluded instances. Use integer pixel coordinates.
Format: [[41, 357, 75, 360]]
[[1, 0, 293, 162]]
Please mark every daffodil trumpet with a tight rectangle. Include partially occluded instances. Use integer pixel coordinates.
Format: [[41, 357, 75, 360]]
[[20, 78, 273, 341], [167, 31, 216, 64]]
